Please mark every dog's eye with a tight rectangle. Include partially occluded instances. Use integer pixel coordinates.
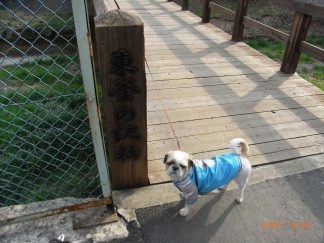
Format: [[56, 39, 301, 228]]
[[180, 164, 186, 169], [166, 160, 175, 166]]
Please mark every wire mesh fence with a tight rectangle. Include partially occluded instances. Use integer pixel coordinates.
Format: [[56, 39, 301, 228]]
[[0, 0, 103, 218]]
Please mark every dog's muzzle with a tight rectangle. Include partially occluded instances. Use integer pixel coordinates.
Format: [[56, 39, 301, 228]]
[[172, 166, 179, 171]]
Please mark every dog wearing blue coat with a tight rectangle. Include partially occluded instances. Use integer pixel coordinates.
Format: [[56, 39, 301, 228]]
[[163, 138, 252, 216]]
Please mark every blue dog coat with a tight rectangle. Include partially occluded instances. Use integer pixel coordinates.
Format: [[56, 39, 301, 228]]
[[174, 153, 242, 204]]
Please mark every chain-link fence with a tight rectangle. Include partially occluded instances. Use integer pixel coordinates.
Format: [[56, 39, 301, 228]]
[[0, 0, 104, 220]]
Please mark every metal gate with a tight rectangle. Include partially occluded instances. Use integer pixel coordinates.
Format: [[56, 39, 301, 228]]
[[0, 0, 111, 225]]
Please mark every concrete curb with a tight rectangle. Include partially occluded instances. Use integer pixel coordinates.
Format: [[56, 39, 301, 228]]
[[113, 154, 324, 211], [1, 155, 322, 242], [0, 206, 129, 243]]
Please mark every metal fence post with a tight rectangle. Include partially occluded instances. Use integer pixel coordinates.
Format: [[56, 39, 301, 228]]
[[71, 0, 111, 198]]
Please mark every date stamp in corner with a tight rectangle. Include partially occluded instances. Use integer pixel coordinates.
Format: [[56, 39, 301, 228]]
[[261, 221, 311, 230]]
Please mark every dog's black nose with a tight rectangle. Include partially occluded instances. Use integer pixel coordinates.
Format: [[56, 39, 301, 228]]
[[173, 166, 179, 171]]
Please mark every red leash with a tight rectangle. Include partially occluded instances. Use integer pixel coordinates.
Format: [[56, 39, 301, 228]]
[[145, 59, 184, 151], [114, 0, 183, 151]]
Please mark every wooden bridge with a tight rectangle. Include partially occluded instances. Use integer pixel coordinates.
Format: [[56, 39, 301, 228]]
[[92, 0, 324, 188]]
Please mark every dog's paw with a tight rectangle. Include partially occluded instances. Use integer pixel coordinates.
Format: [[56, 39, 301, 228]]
[[236, 198, 243, 204], [179, 207, 190, 216], [218, 186, 227, 192]]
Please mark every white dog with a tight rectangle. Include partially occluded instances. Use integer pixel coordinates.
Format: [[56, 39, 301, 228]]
[[164, 138, 251, 216]]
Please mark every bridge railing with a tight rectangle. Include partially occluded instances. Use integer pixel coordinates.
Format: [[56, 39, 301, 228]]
[[181, 0, 324, 74]]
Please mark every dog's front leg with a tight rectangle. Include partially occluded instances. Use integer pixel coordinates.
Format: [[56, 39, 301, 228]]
[[179, 204, 191, 216], [219, 184, 228, 192]]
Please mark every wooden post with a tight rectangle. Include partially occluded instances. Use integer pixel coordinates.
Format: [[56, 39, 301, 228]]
[[232, 0, 249, 42], [202, 0, 211, 23], [281, 12, 312, 74], [182, 0, 189, 11], [95, 10, 148, 190]]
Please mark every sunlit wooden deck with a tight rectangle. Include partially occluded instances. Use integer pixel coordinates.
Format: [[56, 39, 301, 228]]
[[116, 0, 324, 184]]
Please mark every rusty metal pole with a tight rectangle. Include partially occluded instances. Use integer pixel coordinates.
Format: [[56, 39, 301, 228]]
[[72, 0, 112, 197]]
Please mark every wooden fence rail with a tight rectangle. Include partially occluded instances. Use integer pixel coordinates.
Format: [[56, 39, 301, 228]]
[[179, 0, 324, 74]]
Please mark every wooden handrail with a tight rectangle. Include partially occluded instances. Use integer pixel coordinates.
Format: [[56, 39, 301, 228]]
[[199, 0, 324, 74], [271, 0, 324, 19]]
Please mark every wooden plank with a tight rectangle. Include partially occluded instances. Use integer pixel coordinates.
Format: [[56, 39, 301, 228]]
[[144, 35, 232, 43], [145, 56, 282, 71], [147, 92, 323, 112], [147, 75, 304, 90], [145, 41, 247, 49], [147, 79, 312, 101], [124, 9, 198, 16], [147, 106, 324, 142], [145, 55, 277, 68], [148, 134, 324, 173], [147, 94, 323, 125], [300, 41, 324, 63], [95, 10, 148, 189], [147, 119, 324, 161], [145, 45, 257, 55], [143, 29, 231, 38], [146, 59, 280, 74], [147, 68, 298, 82], [271, 0, 324, 19], [146, 65, 282, 81], [144, 45, 268, 61]]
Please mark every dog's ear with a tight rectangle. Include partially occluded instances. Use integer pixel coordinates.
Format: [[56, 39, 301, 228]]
[[163, 151, 173, 163], [163, 154, 168, 164], [188, 158, 194, 169]]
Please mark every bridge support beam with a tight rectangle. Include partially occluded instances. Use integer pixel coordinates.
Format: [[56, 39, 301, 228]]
[[281, 12, 312, 74], [232, 0, 249, 42], [202, 0, 211, 23], [182, 0, 189, 11]]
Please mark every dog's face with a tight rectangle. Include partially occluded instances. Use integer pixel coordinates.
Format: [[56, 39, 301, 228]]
[[163, 151, 193, 181]]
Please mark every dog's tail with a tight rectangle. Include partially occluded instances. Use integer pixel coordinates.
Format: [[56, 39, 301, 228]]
[[230, 138, 249, 157]]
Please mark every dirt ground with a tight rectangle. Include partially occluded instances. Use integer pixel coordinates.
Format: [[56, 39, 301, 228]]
[[174, 0, 324, 37]]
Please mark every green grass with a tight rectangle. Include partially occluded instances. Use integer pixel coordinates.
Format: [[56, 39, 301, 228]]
[[306, 34, 324, 48], [245, 37, 286, 60], [245, 37, 324, 90], [300, 65, 324, 90], [0, 55, 102, 206], [0, 55, 82, 105]]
